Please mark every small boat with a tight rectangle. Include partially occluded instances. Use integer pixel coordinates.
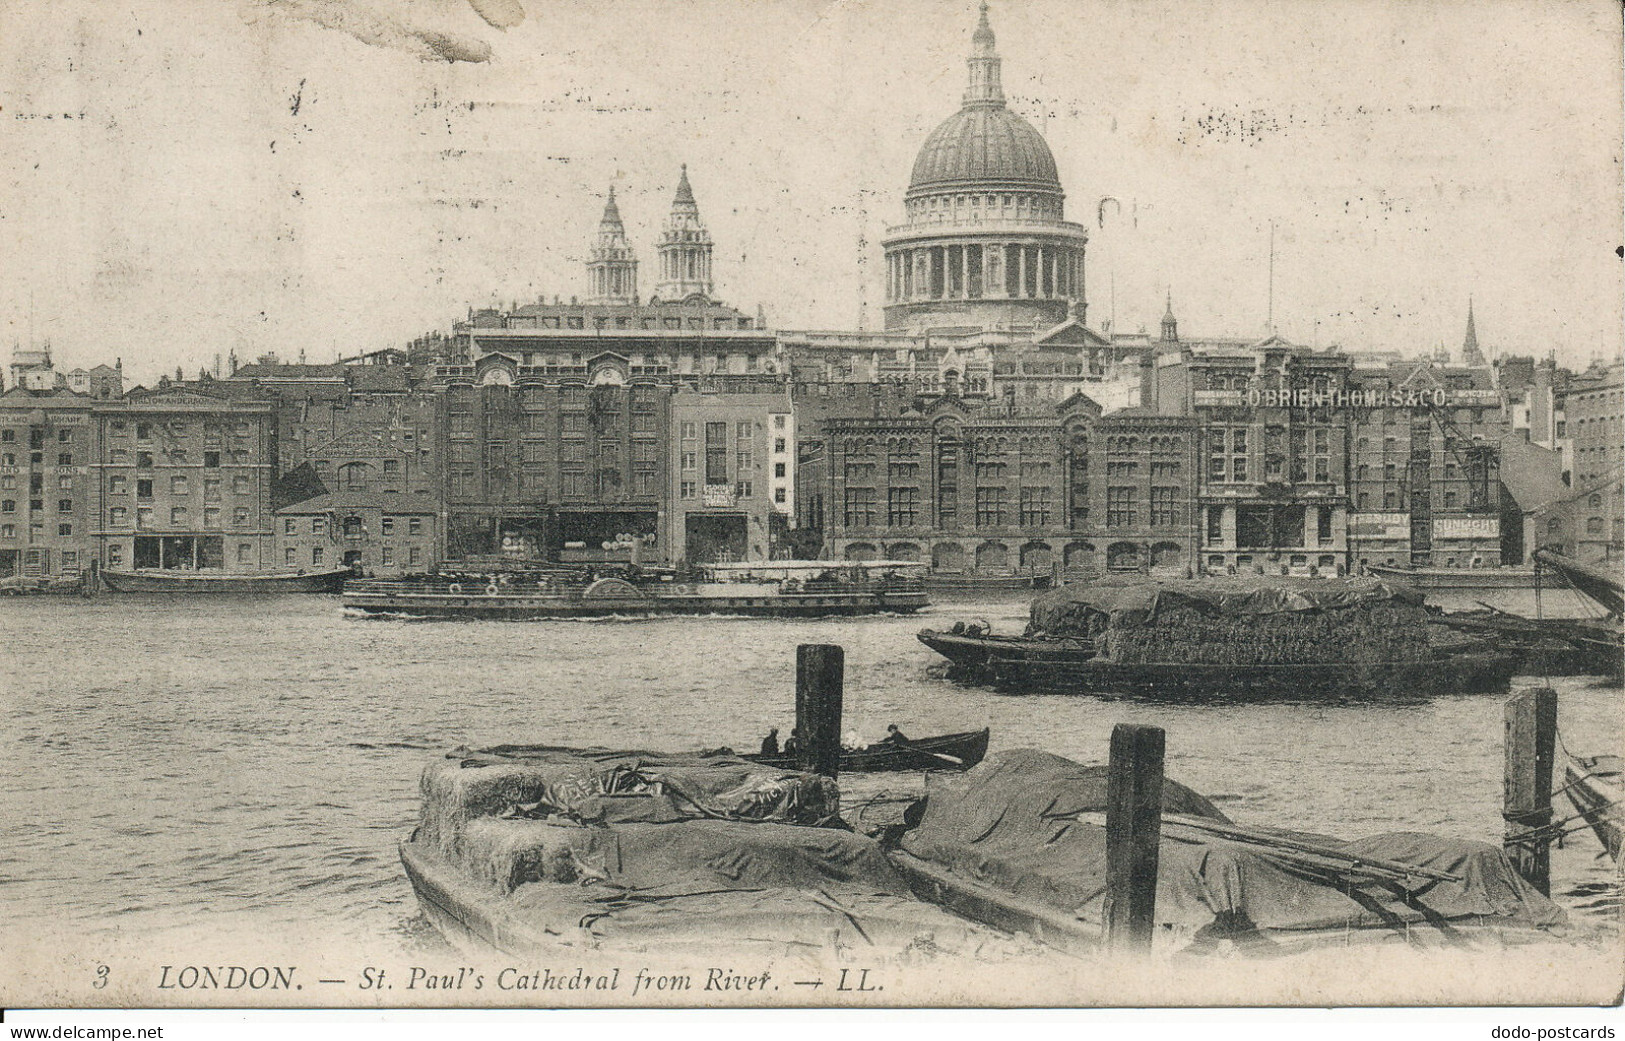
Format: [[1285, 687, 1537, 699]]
[[744, 728, 990, 772], [923, 576, 1521, 699], [1365, 564, 1545, 591], [1429, 607, 1624, 679], [345, 560, 929, 619], [99, 567, 352, 594], [1562, 752, 1623, 863]]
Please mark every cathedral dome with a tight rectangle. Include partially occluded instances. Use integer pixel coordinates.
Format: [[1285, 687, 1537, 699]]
[[908, 104, 1060, 198]]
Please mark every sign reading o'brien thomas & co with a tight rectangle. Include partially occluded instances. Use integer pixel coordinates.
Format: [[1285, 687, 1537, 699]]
[[1245, 387, 1452, 408]]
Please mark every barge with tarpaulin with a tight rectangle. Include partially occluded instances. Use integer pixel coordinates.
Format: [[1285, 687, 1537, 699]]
[[345, 560, 929, 619], [919, 575, 1520, 698], [401, 741, 1568, 961]]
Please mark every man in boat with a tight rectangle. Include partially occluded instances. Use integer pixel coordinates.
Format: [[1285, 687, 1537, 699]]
[[881, 724, 911, 747], [760, 728, 780, 755]]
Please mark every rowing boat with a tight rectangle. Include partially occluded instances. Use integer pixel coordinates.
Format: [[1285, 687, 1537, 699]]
[[744, 728, 990, 772]]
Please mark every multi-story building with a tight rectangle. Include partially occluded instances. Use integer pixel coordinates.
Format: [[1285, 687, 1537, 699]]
[[1561, 361, 1623, 562], [275, 491, 439, 576], [1157, 337, 1357, 576], [817, 392, 1197, 578], [93, 387, 277, 573], [668, 385, 794, 563], [1344, 357, 1504, 569], [429, 172, 789, 567], [0, 385, 97, 580]]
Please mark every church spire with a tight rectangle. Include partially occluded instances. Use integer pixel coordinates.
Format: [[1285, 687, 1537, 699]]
[[1462, 296, 1484, 364], [1161, 290, 1179, 343], [655, 164, 714, 300], [586, 185, 638, 304], [963, 3, 1005, 107]]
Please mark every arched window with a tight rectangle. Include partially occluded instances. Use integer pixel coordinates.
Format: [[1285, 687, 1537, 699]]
[[338, 462, 371, 491]]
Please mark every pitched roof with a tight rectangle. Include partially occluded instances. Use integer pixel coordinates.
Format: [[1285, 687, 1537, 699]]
[[276, 491, 439, 514]]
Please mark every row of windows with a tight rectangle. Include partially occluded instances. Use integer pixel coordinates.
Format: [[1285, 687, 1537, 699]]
[[0, 523, 74, 537], [278, 516, 425, 537], [105, 475, 254, 497], [104, 506, 255, 528], [105, 449, 249, 467], [283, 545, 424, 567]]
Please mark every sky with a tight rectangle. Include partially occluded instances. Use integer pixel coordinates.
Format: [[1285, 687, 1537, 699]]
[[1, 0, 1621, 387]]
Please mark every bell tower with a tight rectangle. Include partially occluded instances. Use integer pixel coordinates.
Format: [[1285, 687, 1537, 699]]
[[586, 186, 638, 305], [654, 165, 714, 300]]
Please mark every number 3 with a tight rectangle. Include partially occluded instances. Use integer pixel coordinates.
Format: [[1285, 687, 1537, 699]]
[[93, 964, 109, 989]]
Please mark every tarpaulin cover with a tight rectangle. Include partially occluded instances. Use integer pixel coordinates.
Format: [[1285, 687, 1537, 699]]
[[1029, 575, 1426, 637], [414, 750, 1012, 956], [901, 750, 1566, 945]]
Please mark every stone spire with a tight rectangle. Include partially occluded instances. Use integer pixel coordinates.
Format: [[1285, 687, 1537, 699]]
[[964, 3, 1005, 107], [587, 185, 638, 304], [1462, 297, 1484, 365], [1160, 290, 1179, 343], [655, 164, 714, 301]]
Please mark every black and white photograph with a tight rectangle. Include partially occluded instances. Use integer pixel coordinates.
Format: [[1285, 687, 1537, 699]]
[[0, 0, 1621, 1019]]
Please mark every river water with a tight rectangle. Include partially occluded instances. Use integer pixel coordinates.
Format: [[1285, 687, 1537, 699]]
[[0, 591, 1619, 969]]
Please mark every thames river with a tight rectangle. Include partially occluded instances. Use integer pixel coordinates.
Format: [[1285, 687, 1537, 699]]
[[0, 591, 1619, 964]]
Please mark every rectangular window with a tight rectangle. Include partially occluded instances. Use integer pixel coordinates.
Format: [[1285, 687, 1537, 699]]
[[735, 480, 753, 499], [0, 500, 13, 514], [1150, 487, 1179, 527], [736, 449, 753, 472], [774, 437, 787, 453], [408, 517, 423, 536], [204, 478, 221, 501], [137, 506, 153, 530], [0, 477, 11, 491], [58, 523, 72, 536], [1107, 487, 1137, 528], [1019, 487, 1052, 527], [57, 452, 72, 466], [284, 518, 297, 535], [843, 487, 877, 527], [774, 415, 787, 430], [681, 421, 697, 441], [381, 546, 394, 566], [680, 480, 697, 500], [312, 517, 327, 536], [774, 488, 787, 504], [705, 422, 728, 485], [110, 506, 128, 526], [312, 547, 323, 564], [203, 506, 222, 528], [204, 451, 220, 468], [171, 476, 188, 495], [106, 542, 121, 564], [409, 547, 422, 566], [58, 429, 71, 443], [1206, 508, 1223, 542], [682, 451, 697, 472], [171, 507, 188, 526], [234, 507, 250, 526], [381, 517, 396, 536], [774, 462, 786, 478], [1317, 509, 1333, 542], [975, 487, 1007, 527], [286, 547, 297, 566], [58, 499, 72, 513], [889, 487, 919, 526], [137, 451, 154, 469]]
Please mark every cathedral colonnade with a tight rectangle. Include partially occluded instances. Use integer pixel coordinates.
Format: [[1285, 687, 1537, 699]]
[[884, 240, 1084, 303]]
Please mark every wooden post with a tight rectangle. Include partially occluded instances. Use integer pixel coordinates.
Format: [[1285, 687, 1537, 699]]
[[1105, 723, 1165, 952], [1503, 687, 1557, 895], [796, 644, 844, 778]]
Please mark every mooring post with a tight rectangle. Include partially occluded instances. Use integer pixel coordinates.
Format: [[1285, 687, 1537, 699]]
[[1105, 722, 1165, 952], [796, 643, 844, 778], [1503, 686, 1557, 895]]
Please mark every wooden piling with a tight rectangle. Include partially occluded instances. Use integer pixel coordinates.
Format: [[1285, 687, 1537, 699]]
[[1104, 723, 1165, 952], [796, 644, 844, 778], [1503, 686, 1557, 896]]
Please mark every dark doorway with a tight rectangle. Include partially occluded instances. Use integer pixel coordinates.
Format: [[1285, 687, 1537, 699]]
[[685, 514, 748, 563], [0, 549, 16, 577]]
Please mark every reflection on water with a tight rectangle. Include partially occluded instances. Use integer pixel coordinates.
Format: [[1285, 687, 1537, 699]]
[[0, 592, 1617, 955]]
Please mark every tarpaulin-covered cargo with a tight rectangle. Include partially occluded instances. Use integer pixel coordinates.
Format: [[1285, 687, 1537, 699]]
[[404, 746, 1016, 958], [1027, 576, 1433, 665], [899, 750, 1566, 950]]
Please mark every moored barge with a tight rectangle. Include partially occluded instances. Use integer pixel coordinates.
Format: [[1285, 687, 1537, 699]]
[[921, 576, 1520, 698], [345, 560, 929, 619], [100, 566, 351, 594]]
